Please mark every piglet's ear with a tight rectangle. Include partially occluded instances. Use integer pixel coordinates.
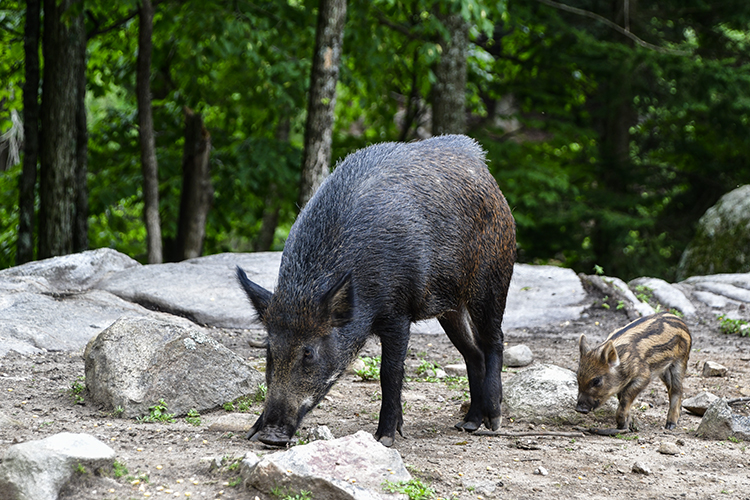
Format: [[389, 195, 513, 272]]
[[237, 266, 273, 323], [322, 271, 354, 328], [602, 340, 620, 369], [578, 334, 590, 357]]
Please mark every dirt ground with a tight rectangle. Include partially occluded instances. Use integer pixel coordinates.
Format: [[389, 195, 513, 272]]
[[1, 292, 749, 500]]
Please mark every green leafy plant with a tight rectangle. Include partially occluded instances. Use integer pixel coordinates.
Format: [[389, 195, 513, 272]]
[[75, 463, 87, 474], [354, 356, 381, 381], [270, 486, 312, 499], [718, 315, 749, 336], [383, 479, 435, 500], [112, 460, 129, 478], [415, 359, 441, 379], [68, 376, 85, 405], [185, 409, 201, 426], [137, 399, 176, 423], [255, 383, 268, 402]]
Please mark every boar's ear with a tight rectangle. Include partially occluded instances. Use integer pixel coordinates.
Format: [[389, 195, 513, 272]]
[[322, 271, 354, 328], [601, 340, 620, 369], [578, 334, 591, 357], [236, 266, 273, 321]]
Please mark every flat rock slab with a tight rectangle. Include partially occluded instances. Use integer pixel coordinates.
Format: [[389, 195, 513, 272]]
[[0, 432, 115, 500], [245, 430, 411, 500], [96, 252, 281, 329], [414, 263, 588, 334]]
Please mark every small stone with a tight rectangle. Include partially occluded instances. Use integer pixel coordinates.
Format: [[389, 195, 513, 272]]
[[534, 466, 549, 476], [504, 345, 533, 367], [305, 425, 334, 442], [349, 358, 365, 375], [702, 361, 728, 378], [657, 442, 680, 455], [632, 462, 651, 475], [682, 391, 720, 416], [444, 364, 467, 377]]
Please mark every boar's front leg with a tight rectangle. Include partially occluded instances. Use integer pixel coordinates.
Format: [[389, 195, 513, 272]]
[[374, 316, 410, 447]]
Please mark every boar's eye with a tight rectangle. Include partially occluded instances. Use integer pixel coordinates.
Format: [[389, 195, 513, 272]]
[[591, 377, 603, 388], [303, 346, 314, 361]]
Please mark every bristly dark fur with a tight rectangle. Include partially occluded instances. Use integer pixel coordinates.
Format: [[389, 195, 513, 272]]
[[576, 311, 691, 432], [236, 135, 516, 447]]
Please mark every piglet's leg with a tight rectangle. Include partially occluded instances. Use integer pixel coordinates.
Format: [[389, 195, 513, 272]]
[[661, 360, 687, 430]]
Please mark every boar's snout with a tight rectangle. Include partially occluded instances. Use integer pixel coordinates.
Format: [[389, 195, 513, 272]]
[[256, 425, 295, 447]]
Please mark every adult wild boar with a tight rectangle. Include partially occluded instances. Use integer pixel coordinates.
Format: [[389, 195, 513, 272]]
[[237, 135, 516, 447]]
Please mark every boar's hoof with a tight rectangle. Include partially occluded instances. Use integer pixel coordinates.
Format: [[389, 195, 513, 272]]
[[455, 420, 481, 432], [484, 415, 502, 431], [256, 428, 293, 447], [665, 422, 676, 430], [378, 435, 395, 447]]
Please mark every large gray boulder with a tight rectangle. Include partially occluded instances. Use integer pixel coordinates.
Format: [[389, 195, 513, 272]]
[[244, 430, 410, 500], [502, 364, 616, 424], [0, 249, 153, 355], [628, 277, 697, 318], [678, 185, 750, 279], [696, 399, 750, 441], [84, 316, 264, 418], [0, 432, 115, 500]]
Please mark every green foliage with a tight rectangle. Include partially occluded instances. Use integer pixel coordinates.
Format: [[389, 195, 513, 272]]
[[137, 399, 176, 423], [68, 376, 86, 405], [382, 479, 436, 500], [223, 386, 265, 413], [1, 0, 749, 285], [270, 486, 312, 500], [185, 409, 201, 426], [112, 460, 129, 478], [354, 356, 381, 381], [718, 315, 749, 336]]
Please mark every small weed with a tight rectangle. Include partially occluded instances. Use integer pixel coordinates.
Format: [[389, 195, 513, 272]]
[[185, 409, 201, 426], [614, 433, 639, 441], [718, 315, 749, 336], [111, 406, 124, 418], [593, 265, 604, 276], [355, 356, 381, 381], [75, 463, 87, 474], [228, 476, 243, 487], [222, 401, 235, 412], [226, 460, 240, 472], [634, 285, 654, 304], [137, 399, 175, 423], [270, 486, 312, 500], [255, 383, 268, 402], [728, 436, 740, 443], [383, 479, 436, 500], [415, 359, 441, 380], [112, 460, 129, 478], [69, 376, 85, 405]]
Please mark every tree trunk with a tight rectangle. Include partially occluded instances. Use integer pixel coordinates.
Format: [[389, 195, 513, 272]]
[[39, 0, 84, 259], [17, 0, 40, 265], [73, 8, 88, 253], [174, 107, 212, 261], [255, 119, 289, 252], [297, 0, 347, 210], [431, 11, 469, 136], [137, 0, 162, 263]]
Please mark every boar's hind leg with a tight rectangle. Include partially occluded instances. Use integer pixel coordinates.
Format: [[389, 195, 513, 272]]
[[439, 307, 493, 432], [374, 316, 410, 447], [660, 360, 687, 430]]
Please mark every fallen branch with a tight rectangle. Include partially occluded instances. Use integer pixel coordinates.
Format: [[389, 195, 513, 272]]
[[473, 430, 585, 438], [727, 397, 750, 406]]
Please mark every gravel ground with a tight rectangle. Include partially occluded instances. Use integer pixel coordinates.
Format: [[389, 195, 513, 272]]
[[0, 299, 749, 500]]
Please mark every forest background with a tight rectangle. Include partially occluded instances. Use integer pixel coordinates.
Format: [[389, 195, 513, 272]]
[[1, 0, 749, 282]]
